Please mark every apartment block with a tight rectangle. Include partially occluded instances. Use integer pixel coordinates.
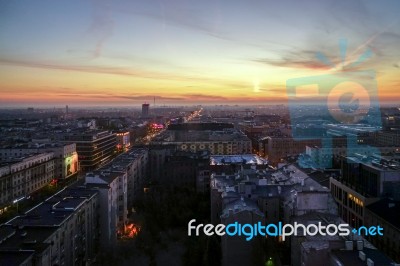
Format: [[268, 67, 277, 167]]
[[62, 130, 116, 171], [0, 142, 78, 180], [0, 187, 98, 266], [0, 152, 55, 210]]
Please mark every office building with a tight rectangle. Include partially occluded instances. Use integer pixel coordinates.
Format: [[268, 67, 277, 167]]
[[330, 154, 400, 227], [62, 130, 116, 171], [142, 103, 150, 118]]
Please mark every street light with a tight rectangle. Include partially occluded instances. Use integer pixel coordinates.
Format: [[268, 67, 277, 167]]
[[13, 196, 25, 213]]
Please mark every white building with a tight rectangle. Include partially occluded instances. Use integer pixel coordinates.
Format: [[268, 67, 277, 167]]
[[0, 152, 55, 209], [0, 142, 78, 179], [85, 170, 127, 248]]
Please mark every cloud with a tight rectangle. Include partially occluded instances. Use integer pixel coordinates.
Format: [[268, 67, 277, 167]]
[[35, 91, 228, 102], [0, 57, 223, 83], [114, 0, 230, 42], [87, 0, 114, 58], [116, 95, 184, 101], [183, 94, 227, 101], [254, 55, 330, 70]]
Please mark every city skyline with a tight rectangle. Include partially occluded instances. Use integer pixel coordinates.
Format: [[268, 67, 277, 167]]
[[1, 0, 400, 107]]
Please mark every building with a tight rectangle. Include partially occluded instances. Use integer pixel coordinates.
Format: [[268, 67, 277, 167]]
[[142, 103, 150, 118], [210, 154, 270, 178], [107, 148, 148, 204], [364, 199, 400, 263], [259, 135, 321, 165], [210, 163, 338, 265], [330, 154, 400, 228], [116, 131, 131, 152], [290, 212, 388, 266], [377, 131, 400, 147], [0, 152, 55, 212], [62, 130, 116, 171], [304, 145, 399, 169], [148, 144, 209, 192], [0, 187, 98, 266], [163, 150, 210, 192], [152, 127, 251, 155], [0, 142, 79, 180], [152, 123, 251, 155], [148, 144, 177, 184], [329, 248, 397, 266], [85, 170, 127, 248], [220, 198, 264, 266]]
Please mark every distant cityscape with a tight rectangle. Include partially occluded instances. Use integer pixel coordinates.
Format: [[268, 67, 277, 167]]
[[0, 103, 399, 265], [2, 0, 400, 265]]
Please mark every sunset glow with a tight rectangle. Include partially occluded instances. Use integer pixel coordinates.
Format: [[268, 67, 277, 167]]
[[0, 1, 399, 106]]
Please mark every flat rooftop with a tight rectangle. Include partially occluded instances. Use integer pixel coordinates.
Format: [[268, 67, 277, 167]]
[[210, 154, 268, 165], [331, 248, 395, 266], [6, 187, 97, 227], [366, 198, 400, 229]]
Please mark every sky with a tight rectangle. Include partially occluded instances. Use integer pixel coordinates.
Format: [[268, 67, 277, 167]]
[[0, 0, 400, 107]]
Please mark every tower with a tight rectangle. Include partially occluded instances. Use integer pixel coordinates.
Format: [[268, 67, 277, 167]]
[[142, 103, 149, 118]]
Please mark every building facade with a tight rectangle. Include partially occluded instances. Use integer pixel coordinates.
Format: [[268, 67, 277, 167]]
[[0, 152, 55, 210], [0, 187, 98, 266], [62, 131, 116, 171]]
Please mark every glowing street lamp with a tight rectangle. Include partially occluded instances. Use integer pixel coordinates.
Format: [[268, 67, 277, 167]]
[[13, 196, 25, 213]]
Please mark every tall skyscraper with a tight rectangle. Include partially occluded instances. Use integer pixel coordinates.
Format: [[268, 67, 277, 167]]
[[142, 103, 149, 118]]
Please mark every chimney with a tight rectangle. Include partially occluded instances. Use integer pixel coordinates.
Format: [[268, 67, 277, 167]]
[[367, 258, 374, 266], [345, 240, 353, 250], [356, 240, 363, 251], [359, 251, 366, 261]]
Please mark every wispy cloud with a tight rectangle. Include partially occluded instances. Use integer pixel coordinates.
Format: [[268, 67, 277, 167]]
[[183, 93, 227, 101], [114, 0, 230, 42], [87, 0, 114, 58], [253, 50, 331, 70], [0, 57, 223, 83], [57, 92, 227, 102], [115, 95, 184, 101], [2, 90, 234, 103]]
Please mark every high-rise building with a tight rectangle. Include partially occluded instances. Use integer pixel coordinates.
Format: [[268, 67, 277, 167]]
[[330, 154, 400, 228], [142, 103, 149, 118], [62, 130, 116, 171]]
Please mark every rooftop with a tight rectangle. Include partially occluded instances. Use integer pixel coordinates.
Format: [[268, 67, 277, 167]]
[[221, 197, 263, 218], [331, 248, 395, 266], [6, 187, 97, 227], [0, 250, 34, 265], [210, 154, 268, 165], [366, 198, 400, 229], [346, 153, 400, 171]]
